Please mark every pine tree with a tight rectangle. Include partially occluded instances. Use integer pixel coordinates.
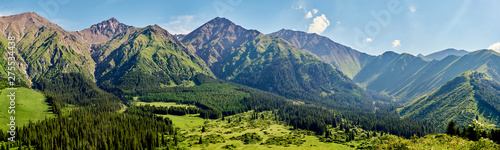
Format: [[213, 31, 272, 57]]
[[325, 130, 331, 138], [446, 121, 456, 136]]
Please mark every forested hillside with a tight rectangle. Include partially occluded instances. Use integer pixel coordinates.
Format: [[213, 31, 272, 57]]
[[183, 18, 374, 111], [92, 25, 213, 94], [270, 29, 375, 79], [399, 71, 500, 130], [354, 50, 500, 104]]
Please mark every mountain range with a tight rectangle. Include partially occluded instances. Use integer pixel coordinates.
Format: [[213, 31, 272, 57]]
[[181, 17, 373, 110], [0, 12, 94, 86], [2, 12, 500, 132], [417, 48, 469, 61], [398, 71, 500, 130], [354, 49, 500, 104], [270, 29, 375, 79], [0, 13, 374, 111]]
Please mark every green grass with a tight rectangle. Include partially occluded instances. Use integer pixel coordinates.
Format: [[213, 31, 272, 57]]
[[155, 110, 353, 149], [133, 101, 204, 129], [0, 87, 55, 131], [159, 114, 205, 129], [358, 134, 499, 149]]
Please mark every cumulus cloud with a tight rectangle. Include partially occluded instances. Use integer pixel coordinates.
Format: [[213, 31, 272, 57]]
[[392, 40, 401, 48], [312, 9, 318, 14], [293, 5, 303, 9], [365, 38, 373, 42], [410, 6, 416, 13], [162, 15, 195, 34], [305, 11, 313, 19], [488, 42, 500, 52], [337, 21, 341, 24], [308, 14, 330, 35]]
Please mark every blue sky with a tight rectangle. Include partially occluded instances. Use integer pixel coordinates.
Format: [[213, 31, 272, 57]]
[[1, 0, 499, 55]]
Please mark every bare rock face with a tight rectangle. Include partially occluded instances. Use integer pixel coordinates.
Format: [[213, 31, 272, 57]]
[[181, 17, 260, 68], [76, 17, 132, 44]]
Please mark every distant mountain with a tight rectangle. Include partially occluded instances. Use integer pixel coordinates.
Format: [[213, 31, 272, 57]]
[[92, 25, 213, 94], [354, 50, 500, 104], [74, 17, 132, 44], [398, 71, 500, 130], [0, 12, 95, 86], [183, 18, 373, 111], [174, 34, 186, 40], [180, 17, 260, 69], [418, 48, 469, 61], [270, 29, 375, 78]]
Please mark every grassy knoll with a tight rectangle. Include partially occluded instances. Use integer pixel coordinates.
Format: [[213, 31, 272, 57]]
[[158, 110, 353, 149], [159, 114, 205, 129], [358, 134, 499, 149], [0, 87, 55, 131]]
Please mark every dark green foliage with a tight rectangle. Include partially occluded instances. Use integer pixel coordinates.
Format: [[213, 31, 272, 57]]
[[446, 121, 500, 145], [94, 25, 213, 95], [33, 72, 120, 109], [446, 121, 458, 136], [399, 71, 500, 131], [0, 104, 176, 149], [140, 75, 434, 138], [264, 135, 305, 146], [214, 35, 374, 111], [230, 132, 262, 144], [139, 82, 249, 118], [221, 144, 237, 149], [126, 105, 198, 116]]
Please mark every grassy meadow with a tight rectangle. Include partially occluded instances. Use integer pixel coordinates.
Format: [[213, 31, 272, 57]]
[[0, 87, 55, 131]]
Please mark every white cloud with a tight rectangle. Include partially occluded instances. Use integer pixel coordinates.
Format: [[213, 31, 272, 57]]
[[162, 15, 195, 34], [488, 42, 500, 52], [293, 5, 304, 10], [0, 10, 15, 17], [392, 40, 401, 48], [410, 6, 416, 13], [307, 14, 330, 35], [365, 38, 373, 42], [304, 11, 313, 19], [312, 9, 318, 14], [337, 21, 341, 24]]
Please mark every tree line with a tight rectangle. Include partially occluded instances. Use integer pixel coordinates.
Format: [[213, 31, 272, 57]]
[[446, 121, 500, 144]]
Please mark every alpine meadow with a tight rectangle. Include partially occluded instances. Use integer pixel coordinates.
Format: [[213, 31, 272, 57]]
[[0, 0, 500, 149]]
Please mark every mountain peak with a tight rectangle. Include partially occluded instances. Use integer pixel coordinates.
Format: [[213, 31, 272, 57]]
[[270, 28, 375, 78], [207, 17, 234, 25], [181, 17, 260, 67], [77, 17, 132, 44], [0, 12, 66, 40], [107, 17, 118, 22], [0, 12, 57, 26]]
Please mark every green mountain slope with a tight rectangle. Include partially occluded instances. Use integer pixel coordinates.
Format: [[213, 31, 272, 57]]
[[398, 71, 500, 130], [270, 29, 375, 79], [93, 25, 213, 94], [354, 50, 500, 104], [0, 12, 95, 86], [183, 18, 373, 111]]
